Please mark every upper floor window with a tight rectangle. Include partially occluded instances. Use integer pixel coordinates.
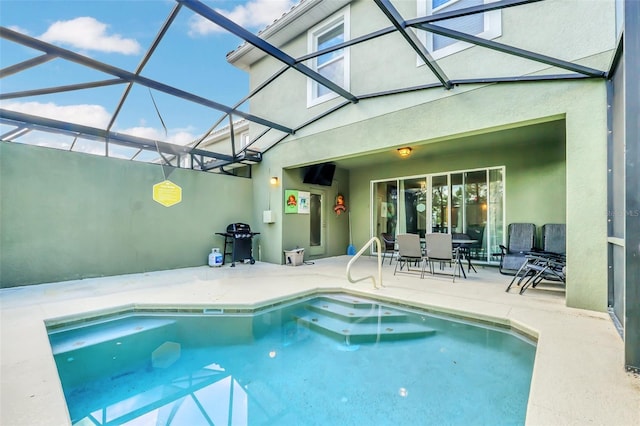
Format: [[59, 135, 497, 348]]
[[418, 0, 502, 60], [307, 7, 350, 107], [239, 131, 250, 149]]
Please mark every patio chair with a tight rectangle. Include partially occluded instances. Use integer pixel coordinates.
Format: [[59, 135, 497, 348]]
[[495, 223, 536, 276], [424, 233, 461, 282], [466, 224, 485, 259], [380, 232, 396, 265], [518, 254, 566, 294], [506, 224, 566, 293], [393, 233, 427, 278], [540, 223, 566, 255]]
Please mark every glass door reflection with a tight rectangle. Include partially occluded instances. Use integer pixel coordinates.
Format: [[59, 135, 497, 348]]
[[431, 175, 448, 233], [450, 173, 464, 234], [373, 180, 398, 240]]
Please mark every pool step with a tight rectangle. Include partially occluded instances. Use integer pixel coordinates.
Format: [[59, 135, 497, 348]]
[[49, 317, 180, 388], [49, 317, 177, 355], [306, 298, 409, 323], [319, 294, 382, 308], [296, 296, 435, 343]]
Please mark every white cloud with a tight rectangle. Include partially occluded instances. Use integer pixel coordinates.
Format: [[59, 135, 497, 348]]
[[118, 126, 196, 146], [1, 101, 111, 128], [8, 25, 30, 35], [169, 130, 197, 145], [188, 0, 295, 36], [40, 17, 141, 55]]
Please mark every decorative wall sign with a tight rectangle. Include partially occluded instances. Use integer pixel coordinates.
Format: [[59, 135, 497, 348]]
[[285, 190, 310, 214], [153, 180, 182, 207], [334, 193, 346, 215], [285, 190, 298, 214], [298, 191, 310, 214]]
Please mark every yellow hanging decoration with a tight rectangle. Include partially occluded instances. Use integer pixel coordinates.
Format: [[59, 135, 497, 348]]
[[153, 180, 182, 207]]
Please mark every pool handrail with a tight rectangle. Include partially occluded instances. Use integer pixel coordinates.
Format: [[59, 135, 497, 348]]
[[346, 236, 384, 289]]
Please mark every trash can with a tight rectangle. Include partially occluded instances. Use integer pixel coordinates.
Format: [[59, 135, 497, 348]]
[[284, 248, 304, 266]]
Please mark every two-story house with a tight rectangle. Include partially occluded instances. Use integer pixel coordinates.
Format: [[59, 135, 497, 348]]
[[227, 0, 617, 312]]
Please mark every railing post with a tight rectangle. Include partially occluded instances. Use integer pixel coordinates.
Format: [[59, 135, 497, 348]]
[[346, 237, 384, 289]]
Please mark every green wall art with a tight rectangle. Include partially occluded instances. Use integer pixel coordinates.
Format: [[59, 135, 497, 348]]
[[285, 190, 310, 214]]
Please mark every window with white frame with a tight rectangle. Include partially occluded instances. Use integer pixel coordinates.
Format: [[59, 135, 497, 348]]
[[239, 131, 250, 149], [307, 6, 350, 107], [417, 0, 502, 60]]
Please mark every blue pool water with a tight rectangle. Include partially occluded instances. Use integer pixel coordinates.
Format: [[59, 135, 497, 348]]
[[47, 293, 536, 425]]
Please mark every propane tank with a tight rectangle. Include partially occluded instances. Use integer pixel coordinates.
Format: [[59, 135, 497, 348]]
[[208, 248, 223, 267]]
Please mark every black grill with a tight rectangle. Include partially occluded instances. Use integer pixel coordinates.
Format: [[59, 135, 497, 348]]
[[216, 223, 260, 267]]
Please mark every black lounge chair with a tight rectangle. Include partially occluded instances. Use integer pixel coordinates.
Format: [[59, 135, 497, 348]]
[[506, 224, 566, 293], [495, 223, 536, 276], [517, 254, 566, 294], [540, 223, 566, 255]]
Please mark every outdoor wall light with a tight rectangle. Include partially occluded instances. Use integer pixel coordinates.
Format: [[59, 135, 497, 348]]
[[270, 176, 279, 185], [397, 147, 412, 157]]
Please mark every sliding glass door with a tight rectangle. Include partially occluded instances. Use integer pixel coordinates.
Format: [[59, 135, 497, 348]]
[[401, 178, 427, 237], [488, 169, 504, 262], [431, 174, 448, 233], [371, 167, 504, 264], [373, 181, 398, 240]]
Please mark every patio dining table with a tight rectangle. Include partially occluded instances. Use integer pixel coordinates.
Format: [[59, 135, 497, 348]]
[[452, 239, 478, 275]]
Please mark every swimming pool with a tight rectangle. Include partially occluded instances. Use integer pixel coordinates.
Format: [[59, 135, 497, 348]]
[[47, 292, 536, 425]]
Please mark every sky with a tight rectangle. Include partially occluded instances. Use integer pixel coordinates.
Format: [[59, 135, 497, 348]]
[[0, 0, 297, 150]]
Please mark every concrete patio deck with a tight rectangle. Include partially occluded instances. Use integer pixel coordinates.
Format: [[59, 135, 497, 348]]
[[1, 256, 638, 425]]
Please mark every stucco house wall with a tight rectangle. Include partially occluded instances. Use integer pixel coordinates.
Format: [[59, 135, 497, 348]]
[[0, 141, 254, 287], [237, 0, 614, 147], [251, 78, 606, 311], [233, 0, 613, 312]]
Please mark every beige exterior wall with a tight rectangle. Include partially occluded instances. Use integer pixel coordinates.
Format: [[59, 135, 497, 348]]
[[243, 0, 615, 149], [251, 79, 608, 311], [236, 0, 614, 311]]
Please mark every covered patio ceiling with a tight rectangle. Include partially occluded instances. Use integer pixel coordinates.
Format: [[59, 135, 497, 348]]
[[0, 0, 619, 174], [328, 119, 566, 169]]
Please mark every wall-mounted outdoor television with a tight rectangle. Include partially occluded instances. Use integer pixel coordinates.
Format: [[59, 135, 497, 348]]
[[302, 163, 336, 186]]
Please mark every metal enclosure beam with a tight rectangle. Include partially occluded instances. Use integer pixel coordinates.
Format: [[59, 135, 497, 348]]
[[193, 66, 289, 151], [406, 0, 543, 26], [0, 0, 617, 175], [177, 0, 359, 104], [623, 0, 640, 373], [415, 23, 606, 77], [0, 79, 124, 100], [373, 0, 452, 89], [108, 3, 183, 133], [298, 1, 544, 65], [0, 108, 234, 162], [0, 26, 293, 134], [0, 53, 56, 77]]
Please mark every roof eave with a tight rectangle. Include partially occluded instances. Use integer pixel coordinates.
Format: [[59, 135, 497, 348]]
[[227, 0, 350, 70]]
